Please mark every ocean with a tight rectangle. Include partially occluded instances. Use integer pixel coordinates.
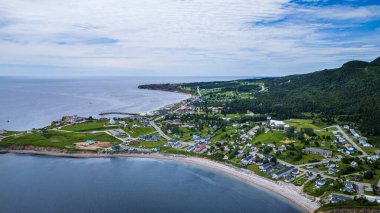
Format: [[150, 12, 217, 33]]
[[0, 76, 246, 131], [0, 76, 301, 213], [0, 153, 301, 213]]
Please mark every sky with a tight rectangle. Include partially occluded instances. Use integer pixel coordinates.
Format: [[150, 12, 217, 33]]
[[0, 0, 379, 77]]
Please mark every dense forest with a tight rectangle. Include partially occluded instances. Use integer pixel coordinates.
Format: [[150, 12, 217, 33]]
[[140, 57, 380, 138], [224, 57, 380, 138]]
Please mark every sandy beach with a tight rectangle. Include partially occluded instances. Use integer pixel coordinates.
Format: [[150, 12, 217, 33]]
[[0, 149, 320, 212]]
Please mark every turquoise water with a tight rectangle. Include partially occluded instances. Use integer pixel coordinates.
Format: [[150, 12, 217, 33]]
[[0, 153, 302, 213]]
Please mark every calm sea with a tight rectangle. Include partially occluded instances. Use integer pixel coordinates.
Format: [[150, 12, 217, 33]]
[[0, 153, 301, 213], [0, 76, 301, 213], [0, 76, 248, 131]]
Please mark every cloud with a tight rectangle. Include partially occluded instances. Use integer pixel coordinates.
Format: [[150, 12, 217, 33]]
[[0, 0, 379, 76]]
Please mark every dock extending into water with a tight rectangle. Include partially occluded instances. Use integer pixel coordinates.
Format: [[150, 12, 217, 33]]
[[99, 112, 138, 116]]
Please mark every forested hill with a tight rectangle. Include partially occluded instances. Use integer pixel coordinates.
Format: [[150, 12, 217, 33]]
[[139, 57, 380, 138], [229, 57, 380, 137]]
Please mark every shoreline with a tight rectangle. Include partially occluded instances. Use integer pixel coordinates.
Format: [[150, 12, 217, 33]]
[[0, 149, 320, 212]]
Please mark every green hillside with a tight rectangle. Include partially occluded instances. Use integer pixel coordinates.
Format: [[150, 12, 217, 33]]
[[140, 57, 380, 140]]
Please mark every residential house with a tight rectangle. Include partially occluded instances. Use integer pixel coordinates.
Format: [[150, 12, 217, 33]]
[[327, 194, 351, 203], [315, 179, 326, 188], [187, 145, 196, 152], [195, 143, 206, 152], [259, 162, 274, 170], [304, 147, 333, 157], [241, 155, 254, 166], [342, 181, 355, 193], [272, 166, 295, 179], [350, 161, 358, 168]]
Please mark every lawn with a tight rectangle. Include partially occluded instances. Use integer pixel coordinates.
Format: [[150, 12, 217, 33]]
[[62, 120, 119, 132], [293, 175, 309, 186], [129, 141, 166, 149], [125, 127, 156, 137], [246, 164, 273, 179], [252, 131, 287, 145], [279, 152, 323, 165], [211, 127, 237, 142], [284, 119, 326, 131], [303, 178, 334, 197], [0, 130, 121, 149]]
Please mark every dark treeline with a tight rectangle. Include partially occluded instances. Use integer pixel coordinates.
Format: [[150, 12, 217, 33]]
[[223, 58, 380, 137]]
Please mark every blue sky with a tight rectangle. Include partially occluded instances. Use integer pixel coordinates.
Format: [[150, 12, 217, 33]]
[[0, 0, 379, 77]]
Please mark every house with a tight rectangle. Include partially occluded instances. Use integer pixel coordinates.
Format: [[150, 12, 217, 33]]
[[109, 118, 116, 125], [284, 174, 295, 182], [328, 168, 338, 174], [304, 147, 333, 157], [187, 145, 196, 152], [291, 169, 300, 175], [278, 145, 287, 151], [0, 129, 5, 135], [63, 115, 86, 124], [111, 145, 121, 151], [349, 129, 360, 139], [327, 162, 337, 168], [195, 143, 206, 152], [152, 147, 160, 151], [367, 155, 379, 161], [315, 179, 326, 188], [111, 129, 126, 136], [259, 162, 274, 170], [167, 141, 182, 149], [241, 155, 254, 166], [272, 166, 295, 179], [346, 147, 355, 155], [350, 161, 358, 168], [235, 150, 245, 158], [269, 120, 288, 129], [343, 181, 355, 193], [327, 194, 351, 203]]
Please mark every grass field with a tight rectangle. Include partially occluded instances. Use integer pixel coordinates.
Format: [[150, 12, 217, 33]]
[[0, 130, 121, 149], [252, 131, 287, 145], [293, 175, 309, 186], [284, 119, 326, 131], [125, 127, 156, 137], [279, 153, 323, 165], [62, 120, 119, 132], [129, 141, 166, 149]]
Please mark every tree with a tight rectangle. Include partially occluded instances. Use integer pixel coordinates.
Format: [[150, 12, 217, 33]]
[[364, 171, 374, 179]]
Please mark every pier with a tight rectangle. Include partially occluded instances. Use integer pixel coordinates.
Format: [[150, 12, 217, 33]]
[[99, 112, 138, 116]]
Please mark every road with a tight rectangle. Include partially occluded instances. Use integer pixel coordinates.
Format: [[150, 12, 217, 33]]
[[197, 86, 202, 97], [332, 125, 367, 156], [149, 121, 172, 141]]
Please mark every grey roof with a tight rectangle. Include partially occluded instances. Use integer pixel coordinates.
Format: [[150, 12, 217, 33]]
[[274, 166, 295, 176]]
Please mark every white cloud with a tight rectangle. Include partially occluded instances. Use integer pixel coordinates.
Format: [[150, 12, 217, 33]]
[[0, 0, 379, 76]]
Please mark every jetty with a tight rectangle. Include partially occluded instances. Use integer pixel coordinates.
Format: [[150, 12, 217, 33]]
[[99, 112, 138, 116]]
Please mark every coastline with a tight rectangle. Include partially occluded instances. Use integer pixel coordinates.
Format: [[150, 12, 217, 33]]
[[0, 149, 320, 212]]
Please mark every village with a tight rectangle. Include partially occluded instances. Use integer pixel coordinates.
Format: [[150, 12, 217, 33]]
[[1, 93, 380, 208]]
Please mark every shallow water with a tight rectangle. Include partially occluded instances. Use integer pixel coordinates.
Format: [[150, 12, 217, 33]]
[[0, 153, 302, 213]]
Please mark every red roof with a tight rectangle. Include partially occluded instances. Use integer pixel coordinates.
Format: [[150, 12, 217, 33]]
[[195, 143, 206, 151]]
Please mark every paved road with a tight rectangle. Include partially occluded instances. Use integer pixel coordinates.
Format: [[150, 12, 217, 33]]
[[149, 121, 172, 141], [332, 125, 367, 156]]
